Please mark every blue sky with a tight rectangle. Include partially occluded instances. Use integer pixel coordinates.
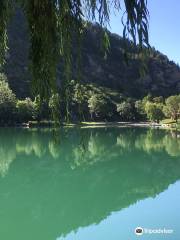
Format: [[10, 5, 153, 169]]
[[109, 0, 180, 64]]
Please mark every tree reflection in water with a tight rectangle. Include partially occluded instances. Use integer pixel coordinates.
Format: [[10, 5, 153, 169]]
[[0, 127, 180, 239], [1, 128, 180, 176]]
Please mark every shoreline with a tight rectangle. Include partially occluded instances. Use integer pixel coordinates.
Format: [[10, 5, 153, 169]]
[[0, 121, 179, 131]]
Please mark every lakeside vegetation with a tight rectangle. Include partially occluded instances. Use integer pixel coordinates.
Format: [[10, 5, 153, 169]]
[[2, 8, 180, 127], [0, 73, 180, 128], [0, 2, 180, 129]]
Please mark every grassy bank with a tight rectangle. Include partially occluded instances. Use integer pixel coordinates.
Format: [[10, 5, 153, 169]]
[[26, 120, 179, 131]]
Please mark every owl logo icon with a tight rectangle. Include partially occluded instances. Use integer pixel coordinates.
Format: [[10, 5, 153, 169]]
[[135, 227, 143, 235]]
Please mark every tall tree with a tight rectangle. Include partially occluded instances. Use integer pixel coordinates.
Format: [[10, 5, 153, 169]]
[[163, 95, 180, 122]]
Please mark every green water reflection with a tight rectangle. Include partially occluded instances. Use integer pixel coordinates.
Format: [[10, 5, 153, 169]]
[[0, 127, 180, 240]]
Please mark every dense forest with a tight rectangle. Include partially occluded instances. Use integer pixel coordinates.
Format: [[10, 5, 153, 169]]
[[0, 10, 180, 124], [1, 72, 180, 125], [5, 10, 180, 99]]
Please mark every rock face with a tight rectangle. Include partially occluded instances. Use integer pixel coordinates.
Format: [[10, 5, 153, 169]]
[[5, 10, 30, 98], [4, 10, 180, 99]]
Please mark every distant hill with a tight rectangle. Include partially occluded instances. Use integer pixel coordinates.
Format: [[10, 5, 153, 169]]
[[4, 10, 180, 99]]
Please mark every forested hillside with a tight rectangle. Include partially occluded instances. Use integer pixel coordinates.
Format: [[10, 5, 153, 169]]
[[4, 10, 180, 99]]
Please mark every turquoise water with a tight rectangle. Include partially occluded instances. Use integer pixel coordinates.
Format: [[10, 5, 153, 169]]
[[0, 127, 180, 240]]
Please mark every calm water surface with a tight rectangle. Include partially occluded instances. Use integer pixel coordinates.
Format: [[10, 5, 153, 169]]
[[0, 127, 180, 240]]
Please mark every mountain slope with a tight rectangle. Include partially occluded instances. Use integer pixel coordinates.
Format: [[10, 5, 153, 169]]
[[4, 10, 180, 99]]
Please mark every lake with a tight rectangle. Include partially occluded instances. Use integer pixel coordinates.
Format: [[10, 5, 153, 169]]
[[0, 127, 180, 240]]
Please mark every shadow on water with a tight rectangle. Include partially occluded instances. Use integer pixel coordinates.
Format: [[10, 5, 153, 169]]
[[0, 127, 180, 239]]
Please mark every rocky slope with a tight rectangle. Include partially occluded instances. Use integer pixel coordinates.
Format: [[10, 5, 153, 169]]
[[4, 10, 180, 99]]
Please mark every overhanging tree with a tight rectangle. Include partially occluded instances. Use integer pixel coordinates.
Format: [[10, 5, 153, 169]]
[[0, 0, 149, 116]]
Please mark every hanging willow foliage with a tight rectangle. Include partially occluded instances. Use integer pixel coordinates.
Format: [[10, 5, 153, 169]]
[[0, 0, 12, 66], [0, 0, 149, 102]]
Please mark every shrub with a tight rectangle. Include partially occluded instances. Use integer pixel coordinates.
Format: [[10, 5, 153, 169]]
[[0, 74, 16, 124], [16, 98, 37, 122]]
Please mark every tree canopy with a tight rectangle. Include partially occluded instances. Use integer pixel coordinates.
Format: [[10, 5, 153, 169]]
[[163, 95, 180, 122], [0, 0, 149, 102]]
